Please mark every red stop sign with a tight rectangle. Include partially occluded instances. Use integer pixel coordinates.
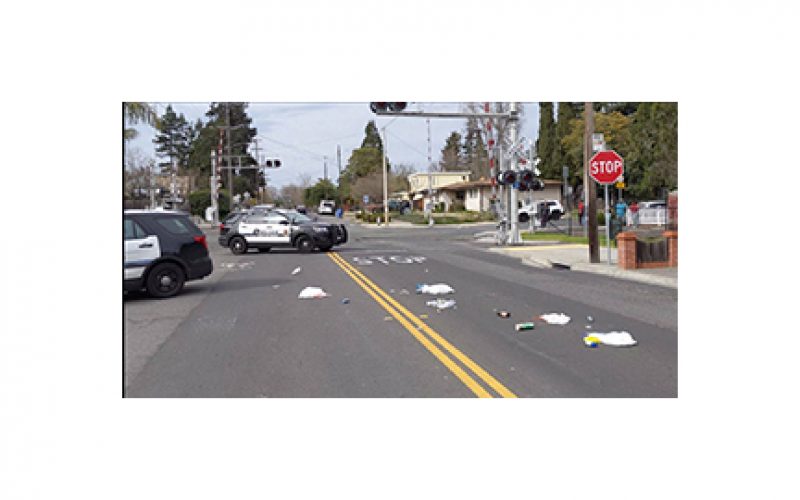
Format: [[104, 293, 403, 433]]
[[589, 150, 624, 184]]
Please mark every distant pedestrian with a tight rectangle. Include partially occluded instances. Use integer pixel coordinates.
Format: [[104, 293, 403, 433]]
[[615, 199, 627, 225], [578, 200, 585, 226], [629, 200, 640, 228], [540, 202, 550, 228]]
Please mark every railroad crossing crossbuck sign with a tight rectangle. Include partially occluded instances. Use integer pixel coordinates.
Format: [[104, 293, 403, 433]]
[[589, 150, 624, 184]]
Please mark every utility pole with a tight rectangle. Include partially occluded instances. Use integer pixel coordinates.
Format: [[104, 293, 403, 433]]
[[210, 151, 219, 224], [323, 155, 328, 182], [508, 102, 520, 244], [336, 145, 342, 179], [149, 162, 156, 209], [584, 102, 600, 263], [251, 138, 262, 165], [485, 102, 497, 217], [381, 126, 389, 228], [171, 157, 178, 206], [226, 103, 234, 206], [251, 138, 263, 203], [427, 118, 433, 219]]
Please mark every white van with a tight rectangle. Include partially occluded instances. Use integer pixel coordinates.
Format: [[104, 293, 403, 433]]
[[318, 200, 335, 215]]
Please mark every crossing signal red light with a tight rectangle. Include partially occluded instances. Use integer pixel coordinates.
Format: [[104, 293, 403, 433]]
[[370, 102, 407, 113], [519, 169, 534, 186], [496, 170, 517, 186], [370, 102, 388, 113]]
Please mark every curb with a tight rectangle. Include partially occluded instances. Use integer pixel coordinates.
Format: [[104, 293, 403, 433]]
[[516, 255, 676, 288]]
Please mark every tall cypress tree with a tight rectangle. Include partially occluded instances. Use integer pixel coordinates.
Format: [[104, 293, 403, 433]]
[[535, 102, 558, 179], [555, 102, 581, 187]]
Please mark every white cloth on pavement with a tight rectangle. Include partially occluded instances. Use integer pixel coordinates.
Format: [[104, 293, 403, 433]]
[[416, 283, 455, 295], [426, 299, 456, 310], [539, 313, 571, 325], [584, 331, 637, 347], [298, 287, 329, 299]]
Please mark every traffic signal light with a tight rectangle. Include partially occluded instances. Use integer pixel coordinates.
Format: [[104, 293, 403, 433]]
[[264, 158, 282, 168], [519, 169, 534, 187], [496, 170, 517, 186], [529, 178, 545, 191], [369, 102, 407, 113]]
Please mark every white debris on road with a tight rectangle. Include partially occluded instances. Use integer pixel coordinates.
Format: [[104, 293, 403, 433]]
[[426, 299, 456, 311], [583, 331, 637, 347], [297, 287, 329, 299], [539, 313, 571, 325], [416, 283, 455, 295], [219, 262, 254, 270], [291, 267, 302, 275]]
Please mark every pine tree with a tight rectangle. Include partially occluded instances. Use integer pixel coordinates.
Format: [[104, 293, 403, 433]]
[[439, 131, 464, 171], [338, 120, 388, 203], [535, 103, 558, 179], [153, 105, 192, 174], [462, 117, 489, 179], [191, 102, 259, 195], [360, 120, 384, 152]]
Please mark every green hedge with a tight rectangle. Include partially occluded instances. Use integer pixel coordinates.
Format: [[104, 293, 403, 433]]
[[360, 213, 393, 223]]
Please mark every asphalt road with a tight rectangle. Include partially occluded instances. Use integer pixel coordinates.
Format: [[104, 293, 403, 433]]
[[124, 218, 677, 397]]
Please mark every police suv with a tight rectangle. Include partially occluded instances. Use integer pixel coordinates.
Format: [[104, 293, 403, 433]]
[[124, 210, 213, 298], [222, 210, 347, 254]]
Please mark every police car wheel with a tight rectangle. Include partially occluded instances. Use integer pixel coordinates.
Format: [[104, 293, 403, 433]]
[[230, 237, 247, 255], [296, 236, 313, 253], [258, 247, 271, 253], [146, 262, 185, 298]]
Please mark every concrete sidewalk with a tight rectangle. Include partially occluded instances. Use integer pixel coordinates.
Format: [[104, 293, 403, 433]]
[[488, 243, 677, 289]]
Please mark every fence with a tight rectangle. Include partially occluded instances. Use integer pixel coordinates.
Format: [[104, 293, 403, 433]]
[[626, 207, 667, 226]]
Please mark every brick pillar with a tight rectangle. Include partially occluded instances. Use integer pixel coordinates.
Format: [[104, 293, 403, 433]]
[[617, 232, 638, 270], [664, 230, 678, 267]]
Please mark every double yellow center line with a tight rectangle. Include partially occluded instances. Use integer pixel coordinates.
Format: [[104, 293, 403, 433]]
[[328, 252, 516, 398]]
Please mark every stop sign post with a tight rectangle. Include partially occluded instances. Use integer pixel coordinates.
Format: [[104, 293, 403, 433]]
[[589, 150, 625, 265]]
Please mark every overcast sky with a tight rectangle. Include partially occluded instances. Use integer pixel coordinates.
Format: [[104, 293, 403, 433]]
[[127, 102, 541, 188]]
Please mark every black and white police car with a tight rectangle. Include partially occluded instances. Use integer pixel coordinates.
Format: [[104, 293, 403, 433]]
[[124, 210, 213, 298], [222, 210, 347, 254]]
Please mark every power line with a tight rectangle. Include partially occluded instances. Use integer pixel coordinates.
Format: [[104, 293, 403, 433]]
[[256, 134, 327, 160], [386, 130, 431, 161]]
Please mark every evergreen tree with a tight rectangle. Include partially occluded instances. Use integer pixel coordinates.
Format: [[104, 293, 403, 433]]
[[439, 131, 464, 171], [184, 103, 258, 195], [360, 120, 384, 152], [462, 116, 489, 179], [624, 102, 677, 200], [535, 102, 558, 179], [338, 121, 388, 203], [555, 102, 582, 187], [153, 105, 192, 174]]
